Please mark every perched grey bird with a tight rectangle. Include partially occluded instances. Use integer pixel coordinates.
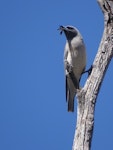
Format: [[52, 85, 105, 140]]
[[58, 25, 86, 112]]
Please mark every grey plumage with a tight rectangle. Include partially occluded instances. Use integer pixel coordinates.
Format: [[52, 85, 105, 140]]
[[58, 25, 86, 112]]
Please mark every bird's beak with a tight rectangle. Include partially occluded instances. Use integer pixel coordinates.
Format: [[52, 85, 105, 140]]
[[58, 25, 66, 35]]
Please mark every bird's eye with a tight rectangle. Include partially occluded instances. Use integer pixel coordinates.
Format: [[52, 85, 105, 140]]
[[67, 26, 74, 30]]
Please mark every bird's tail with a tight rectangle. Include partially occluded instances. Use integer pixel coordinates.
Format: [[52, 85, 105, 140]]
[[68, 98, 74, 112], [66, 76, 78, 112]]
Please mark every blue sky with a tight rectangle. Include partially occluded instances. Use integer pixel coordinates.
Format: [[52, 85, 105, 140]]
[[0, 0, 113, 150]]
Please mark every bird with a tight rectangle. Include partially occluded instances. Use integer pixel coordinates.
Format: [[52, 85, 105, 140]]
[[58, 25, 86, 112]]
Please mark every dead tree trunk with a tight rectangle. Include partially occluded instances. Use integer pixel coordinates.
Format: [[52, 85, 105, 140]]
[[72, 0, 113, 150]]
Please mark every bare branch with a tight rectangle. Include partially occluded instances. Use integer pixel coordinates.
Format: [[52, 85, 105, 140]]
[[72, 0, 113, 150]]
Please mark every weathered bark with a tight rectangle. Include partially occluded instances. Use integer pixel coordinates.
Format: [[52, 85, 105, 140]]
[[72, 0, 113, 150]]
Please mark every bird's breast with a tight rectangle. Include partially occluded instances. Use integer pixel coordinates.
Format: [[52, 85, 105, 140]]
[[65, 40, 86, 77]]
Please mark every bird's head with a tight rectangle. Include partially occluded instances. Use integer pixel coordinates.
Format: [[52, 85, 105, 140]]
[[58, 25, 78, 40]]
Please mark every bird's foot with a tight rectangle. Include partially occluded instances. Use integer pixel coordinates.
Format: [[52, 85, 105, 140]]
[[82, 65, 93, 77]]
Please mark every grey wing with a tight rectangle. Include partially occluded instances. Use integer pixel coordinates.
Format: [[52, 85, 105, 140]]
[[64, 47, 78, 100], [64, 47, 68, 100]]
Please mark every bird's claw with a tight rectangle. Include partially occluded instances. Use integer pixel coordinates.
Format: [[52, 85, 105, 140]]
[[82, 65, 93, 76]]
